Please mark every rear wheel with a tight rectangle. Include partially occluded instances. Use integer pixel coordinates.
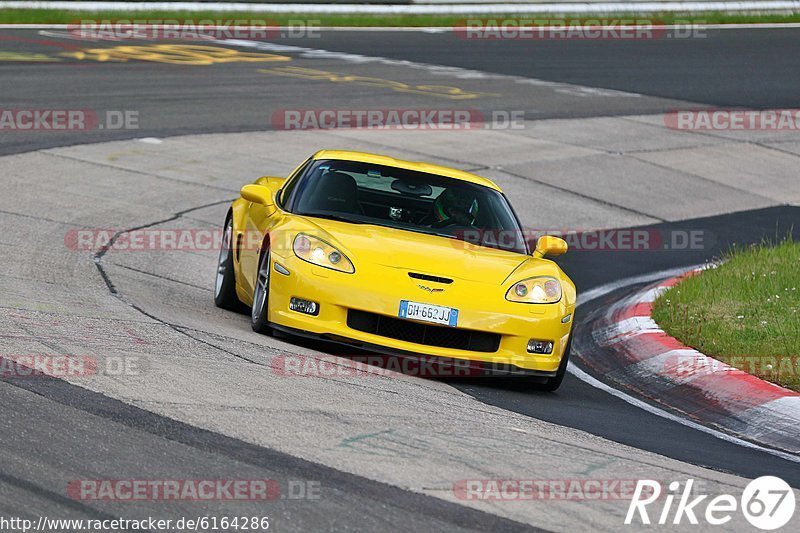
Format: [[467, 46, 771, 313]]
[[214, 215, 241, 311], [539, 332, 572, 392], [250, 249, 273, 335]]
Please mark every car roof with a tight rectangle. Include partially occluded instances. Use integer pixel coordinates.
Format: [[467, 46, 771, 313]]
[[312, 150, 502, 191]]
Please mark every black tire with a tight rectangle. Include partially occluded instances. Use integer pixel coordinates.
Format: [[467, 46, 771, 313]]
[[539, 330, 572, 392], [250, 248, 274, 335], [214, 215, 242, 311]]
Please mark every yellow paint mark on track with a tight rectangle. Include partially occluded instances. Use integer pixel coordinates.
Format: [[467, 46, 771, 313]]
[[259, 66, 497, 100], [0, 52, 61, 62], [60, 44, 291, 65]]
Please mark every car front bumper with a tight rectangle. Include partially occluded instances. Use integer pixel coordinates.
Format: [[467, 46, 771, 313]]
[[266, 253, 574, 373]]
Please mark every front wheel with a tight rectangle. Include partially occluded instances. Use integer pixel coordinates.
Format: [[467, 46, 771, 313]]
[[250, 249, 273, 335]]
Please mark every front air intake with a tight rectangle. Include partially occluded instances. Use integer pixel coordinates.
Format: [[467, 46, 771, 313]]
[[347, 309, 499, 352], [408, 272, 453, 284]]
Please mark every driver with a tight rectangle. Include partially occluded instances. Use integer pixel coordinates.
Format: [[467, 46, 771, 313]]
[[430, 188, 479, 227]]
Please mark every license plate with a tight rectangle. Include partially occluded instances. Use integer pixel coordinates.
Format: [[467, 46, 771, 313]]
[[398, 300, 458, 327]]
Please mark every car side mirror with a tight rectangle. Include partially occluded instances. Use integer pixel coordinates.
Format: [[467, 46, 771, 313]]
[[240, 184, 274, 207], [533, 235, 568, 258], [255, 176, 286, 191]]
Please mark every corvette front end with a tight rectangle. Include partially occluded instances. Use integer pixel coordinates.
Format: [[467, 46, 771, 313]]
[[252, 218, 575, 374]]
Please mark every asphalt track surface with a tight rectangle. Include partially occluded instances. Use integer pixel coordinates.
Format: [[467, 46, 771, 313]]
[[3, 27, 800, 155], [1, 27, 800, 531], [279, 28, 800, 109]]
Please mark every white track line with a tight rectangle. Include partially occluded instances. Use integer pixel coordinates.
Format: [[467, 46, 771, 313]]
[[567, 363, 800, 463], [1, 1, 800, 15], [571, 265, 800, 464], [577, 264, 701, 306]]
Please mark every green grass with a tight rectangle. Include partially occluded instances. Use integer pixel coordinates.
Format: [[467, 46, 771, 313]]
[[652, 239, 800, 391], [2, 9, 800, 26]]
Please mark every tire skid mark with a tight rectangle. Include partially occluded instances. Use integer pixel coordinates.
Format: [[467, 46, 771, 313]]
[[89, 197, 270, 366]]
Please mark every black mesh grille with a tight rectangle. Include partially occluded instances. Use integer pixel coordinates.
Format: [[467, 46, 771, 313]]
[[347, 309, 500, 352]]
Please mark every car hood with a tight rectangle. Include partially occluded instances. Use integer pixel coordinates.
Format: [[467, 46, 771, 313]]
[[296, 217, 532, 285]]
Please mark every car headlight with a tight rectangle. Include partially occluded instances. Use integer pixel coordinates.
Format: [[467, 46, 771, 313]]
[[506, 276, 562, 304], [293, 233, 354, 273]]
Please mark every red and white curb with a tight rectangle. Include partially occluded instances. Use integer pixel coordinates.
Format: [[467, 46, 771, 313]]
[[591, 268, 800, 455]]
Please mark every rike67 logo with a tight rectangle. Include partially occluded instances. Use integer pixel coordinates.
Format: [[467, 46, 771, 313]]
[[626, 477, 795, 530]]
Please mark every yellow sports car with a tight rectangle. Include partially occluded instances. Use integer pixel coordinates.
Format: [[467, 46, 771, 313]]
[[215, 150, 576, 389]]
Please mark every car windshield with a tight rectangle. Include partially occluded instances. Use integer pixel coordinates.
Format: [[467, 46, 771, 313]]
[[289, 159, 527, 254]]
